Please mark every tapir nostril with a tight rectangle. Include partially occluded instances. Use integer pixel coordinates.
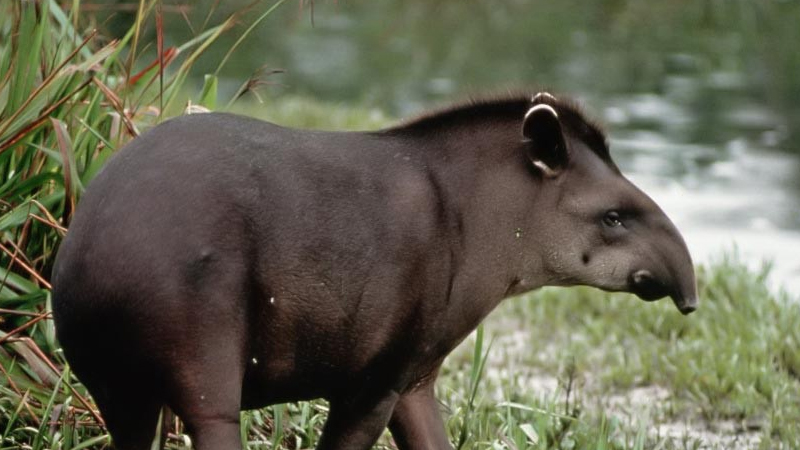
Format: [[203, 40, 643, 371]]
[[632, 270, 653, 286], [630, 269, 668, 301]]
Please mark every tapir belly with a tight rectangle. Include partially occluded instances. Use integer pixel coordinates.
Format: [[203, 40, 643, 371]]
[[236, 273, 444, 408]]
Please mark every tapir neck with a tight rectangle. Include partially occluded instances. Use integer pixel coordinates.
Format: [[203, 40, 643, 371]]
[[397, 118, 551, 345]]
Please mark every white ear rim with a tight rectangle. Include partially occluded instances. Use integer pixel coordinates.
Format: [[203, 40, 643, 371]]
[[532, 160, 559, 178], [524, 103, 559, 121], [523, 104, 561, 178], [532, 92, 557, 103]]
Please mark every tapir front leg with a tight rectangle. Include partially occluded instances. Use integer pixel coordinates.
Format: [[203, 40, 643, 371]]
[[388, 381, 453, 450], [316, 390, 400, 450]]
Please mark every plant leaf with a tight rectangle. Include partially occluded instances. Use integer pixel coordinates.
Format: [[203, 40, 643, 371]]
[[199, 74, 218, 110]]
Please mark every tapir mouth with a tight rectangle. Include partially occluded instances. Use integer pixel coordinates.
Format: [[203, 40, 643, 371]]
[[630, 270, 668, 301]]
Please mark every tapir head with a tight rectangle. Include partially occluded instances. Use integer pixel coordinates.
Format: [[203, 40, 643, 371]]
[[522, 93, 697, 314]]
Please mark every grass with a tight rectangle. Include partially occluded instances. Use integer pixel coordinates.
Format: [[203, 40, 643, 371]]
[[1, 1, 800, 449], [442, 255, 800, 449]]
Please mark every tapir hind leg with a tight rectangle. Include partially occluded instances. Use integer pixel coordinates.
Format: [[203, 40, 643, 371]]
[[160, 295, 249, 450], [144, 251, 256, 450], [99, 394, 162, 450], [316, 390, 400, 450], [61, 335, 163, 450], [75, 371, 162, 450], [388, 380, 453, 450], [163, 332, 246, 450]]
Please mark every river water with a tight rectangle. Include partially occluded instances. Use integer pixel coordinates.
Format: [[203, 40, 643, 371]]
[[179, 1, 800, 294]]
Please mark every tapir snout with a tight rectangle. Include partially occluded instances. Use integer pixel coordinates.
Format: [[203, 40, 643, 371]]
[[625, 208, 698, 314], [630, 268, 697, 315]]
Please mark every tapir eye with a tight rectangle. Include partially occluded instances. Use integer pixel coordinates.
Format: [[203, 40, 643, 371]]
[[603, 210, 623, 227]]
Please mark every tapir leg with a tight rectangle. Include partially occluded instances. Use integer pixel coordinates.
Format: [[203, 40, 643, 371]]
[[164, 325, 247, 450], [61, 339, 162, 450], [315, 390, 400, 450], [182, 417, 242, 450], [92, 387, 162, 450], [165, 338, 245, 450], [159, 281, 250, 450], [388, 381, 453, 450]]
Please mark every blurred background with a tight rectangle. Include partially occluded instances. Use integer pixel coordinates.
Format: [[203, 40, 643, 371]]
[[90, 0, 800, 293]]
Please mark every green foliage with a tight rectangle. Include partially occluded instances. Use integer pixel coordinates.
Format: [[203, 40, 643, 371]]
[[0, 1, 285, 448], [476, 254, 800, 448], [229, 97, 391, 131]]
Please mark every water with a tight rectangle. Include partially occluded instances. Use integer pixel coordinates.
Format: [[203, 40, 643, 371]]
[[168, 1, 800, 293]]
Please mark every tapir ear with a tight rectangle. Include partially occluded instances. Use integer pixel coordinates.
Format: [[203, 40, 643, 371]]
[[522, 103, 568, 177]]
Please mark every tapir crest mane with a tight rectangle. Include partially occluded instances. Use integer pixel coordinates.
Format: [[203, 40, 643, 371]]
[[388, 91, 613, 164]]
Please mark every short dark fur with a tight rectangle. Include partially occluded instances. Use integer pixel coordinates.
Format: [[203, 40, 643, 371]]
[[52, 92, 695, 450], [391, 91, 612, 164]]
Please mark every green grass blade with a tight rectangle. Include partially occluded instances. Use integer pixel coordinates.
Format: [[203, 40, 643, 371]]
[[70, 434, 111, 450], [199, 74, 218, 110], [214, 0, 291, 76]]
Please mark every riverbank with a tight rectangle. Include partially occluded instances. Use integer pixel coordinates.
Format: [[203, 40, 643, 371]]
[[436, 254, 800, 449]]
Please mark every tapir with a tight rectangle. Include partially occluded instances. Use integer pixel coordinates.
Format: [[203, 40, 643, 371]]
[[51, 92, 697, 450]]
